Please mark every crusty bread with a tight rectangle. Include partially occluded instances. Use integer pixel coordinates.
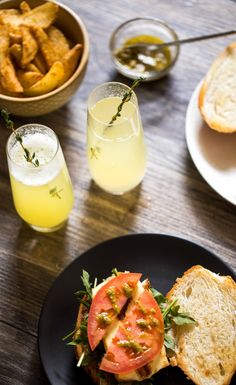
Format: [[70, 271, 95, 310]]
[[199, 42, 236, 133], [166, 265, 236, 385]]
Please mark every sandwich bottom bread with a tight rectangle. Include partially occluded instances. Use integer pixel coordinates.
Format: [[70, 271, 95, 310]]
[[67, 266, 236, 385]]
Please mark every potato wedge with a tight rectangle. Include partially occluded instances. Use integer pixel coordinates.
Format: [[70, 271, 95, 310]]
[[17, 69, 43, 89], [0, 9, 20, 17], [20, 1, 31, 14], [21, 26, 38, 67], [9, 43, 22, 63], [26, 62, 42, 74], [58, 43, 82, 85], [24, 61, 64, 96], [0, 3, 58, 28], [48, 26, 70, 58], [33, 51, 47, 74], [0, 56, 23, 93], [0, 25, 10, 64], [32, 26, 60, 69], [9, 27, 22, 45]]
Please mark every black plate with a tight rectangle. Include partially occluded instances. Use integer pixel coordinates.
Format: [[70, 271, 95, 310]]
[[38, 233, 236, 385]]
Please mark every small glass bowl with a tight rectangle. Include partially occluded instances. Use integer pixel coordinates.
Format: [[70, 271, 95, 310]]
[[109, 17, 179, 81]]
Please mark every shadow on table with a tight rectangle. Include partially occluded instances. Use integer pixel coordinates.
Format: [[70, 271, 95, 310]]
[[79, 179, 143, 246], [183, 152, 236, 246]]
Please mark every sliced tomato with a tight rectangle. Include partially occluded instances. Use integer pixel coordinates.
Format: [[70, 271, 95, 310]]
[[99, 288, 164, 374], [88, 272, 142, 351]]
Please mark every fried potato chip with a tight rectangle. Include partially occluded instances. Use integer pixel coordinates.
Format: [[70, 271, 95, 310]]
[[48, 26, 70, 58], [32, 26, 60, 69], [24, 60, 64, 96], [0, 56, 23, 93], [33, 51, 47, 74], [17, 69, 43, 89], [0, 3, 58, 29], [9, 43, 22, 63], [20, 1, 31, 14], [0, 25, 10, 64], [58, 43, 82, 85], [21, 26, 38, 67]]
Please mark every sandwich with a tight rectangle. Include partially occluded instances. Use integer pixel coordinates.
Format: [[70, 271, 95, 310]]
[[66, 266, 236, 385], [199, 42, 236, 133]]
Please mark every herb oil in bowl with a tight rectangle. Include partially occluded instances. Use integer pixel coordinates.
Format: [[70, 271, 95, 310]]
[[110, 17, 179, 81], [115, 35, 171, 75]]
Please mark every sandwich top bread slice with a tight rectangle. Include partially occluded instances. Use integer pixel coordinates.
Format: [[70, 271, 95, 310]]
[[166, 265, 236, 385], [199, 42, 236, 133]]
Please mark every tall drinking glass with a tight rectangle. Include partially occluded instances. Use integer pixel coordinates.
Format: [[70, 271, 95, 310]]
[[87, 82, 146, 194], [6, 124, 74, 232]]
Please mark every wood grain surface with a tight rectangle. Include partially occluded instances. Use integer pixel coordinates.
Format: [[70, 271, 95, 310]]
[[0, 0, 236, 384]]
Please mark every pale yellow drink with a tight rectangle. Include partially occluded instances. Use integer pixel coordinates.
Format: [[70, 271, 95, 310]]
[[87, 87, 146, 194], [7, 125, 74, 232]]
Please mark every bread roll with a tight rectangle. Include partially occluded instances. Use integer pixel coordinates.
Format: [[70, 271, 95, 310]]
[[199, 42, 236, 133]]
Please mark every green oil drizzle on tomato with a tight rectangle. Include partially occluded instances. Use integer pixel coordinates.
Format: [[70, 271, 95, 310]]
[[106, 286, 120, 313], [122, 282, 133, 298], [117, 339, 144, 354], [96, 312, 112, 328]]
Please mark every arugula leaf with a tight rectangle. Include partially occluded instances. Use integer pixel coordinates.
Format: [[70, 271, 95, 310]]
[[81, 270, 93, 298], [164, 334, 175, 351], [150, 287, 166, 305], [111, 268, 119, 276], [172, 314, 196, 325], [151, 286, 196, 353]]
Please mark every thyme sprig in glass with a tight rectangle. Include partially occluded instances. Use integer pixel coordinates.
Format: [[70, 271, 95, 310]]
[[1, 109, 39, 167], [108, 77, 144, 125], [90, 77, 144, 159]]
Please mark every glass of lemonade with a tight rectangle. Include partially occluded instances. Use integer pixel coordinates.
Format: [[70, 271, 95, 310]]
[[6, 124, 74, 232], [87, 82, 146, 194]]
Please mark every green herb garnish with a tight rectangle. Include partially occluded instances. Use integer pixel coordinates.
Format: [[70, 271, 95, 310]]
[[151, 287, 196, 352], [108, 77, 144, 125], [49, 187, 63, 199], [90, 77, 144, 159], [1, 109, 40, 167]]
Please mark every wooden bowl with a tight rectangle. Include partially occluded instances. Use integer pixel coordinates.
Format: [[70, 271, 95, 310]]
[[0, 0, 89, 116]]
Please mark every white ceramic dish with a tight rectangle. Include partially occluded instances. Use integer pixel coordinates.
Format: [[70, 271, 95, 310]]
[[185, 80, 236, 205]]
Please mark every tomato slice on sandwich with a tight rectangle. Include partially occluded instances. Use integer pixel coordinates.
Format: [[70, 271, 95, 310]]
[[88, 272, 142, 351], [100, 289, 164, 374]]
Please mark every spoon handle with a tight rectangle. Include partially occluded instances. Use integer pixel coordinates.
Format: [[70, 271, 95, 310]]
[[152, 30, 236, 48]]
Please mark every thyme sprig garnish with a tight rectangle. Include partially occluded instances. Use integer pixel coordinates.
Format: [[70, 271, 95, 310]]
[[108, 77, 144, 125], [49, 187, 63, 199], [150, 287, 196, 352], [1, 109, 39, 167], [90, 77, 144, 160]]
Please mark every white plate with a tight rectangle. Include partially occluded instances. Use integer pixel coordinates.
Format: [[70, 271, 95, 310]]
[[185, 80, 236, 205]]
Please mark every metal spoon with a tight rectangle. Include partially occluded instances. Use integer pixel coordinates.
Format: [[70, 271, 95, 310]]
[[120, 29, 236, 55]]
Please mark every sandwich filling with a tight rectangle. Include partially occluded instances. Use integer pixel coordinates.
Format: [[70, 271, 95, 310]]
[[67, 269, 195, 383]]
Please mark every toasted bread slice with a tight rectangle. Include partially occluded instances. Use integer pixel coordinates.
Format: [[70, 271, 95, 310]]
[[166, 265, 236, 385], [199, 42, 236, 133]]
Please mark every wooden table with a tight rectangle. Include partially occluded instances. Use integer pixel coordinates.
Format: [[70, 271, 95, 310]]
[[0, 0, 236, 384]]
